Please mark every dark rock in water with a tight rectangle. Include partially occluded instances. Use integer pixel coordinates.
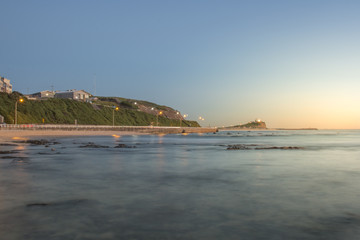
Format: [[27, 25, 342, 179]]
[[26, 199, 89, 208], [14, 139, 59, 146], [1, 156, 28, 160], [227, 145, 250, 150], [0, 143, 17, 146], [26, 203, 50, 207], [10, 157, 31, 165], [255, 146, 304, 150], [114, 144, 136, 149], [226, 144, 261, 150], [79, 142, 109, 148], [226, 144, 304, 150], [0, 150, 19, 155]]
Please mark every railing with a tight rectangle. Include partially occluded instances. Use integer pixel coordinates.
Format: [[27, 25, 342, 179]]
[[0, 124, 218, 133]]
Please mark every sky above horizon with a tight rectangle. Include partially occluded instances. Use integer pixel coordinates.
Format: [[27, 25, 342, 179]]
[[1, 0, 360, 129]]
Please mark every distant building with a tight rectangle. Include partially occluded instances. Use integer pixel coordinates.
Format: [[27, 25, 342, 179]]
[[28, 90, 55, 99], [0, 114, 4, 123], [54, 89, 91, 101], [0, 76, 13, 93]]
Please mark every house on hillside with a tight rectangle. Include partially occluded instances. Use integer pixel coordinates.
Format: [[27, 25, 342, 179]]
[[0, 76, 13, 93], [54, 89, 91, 101], [28, 90, 55, 99], [0, 115, 4, 124]]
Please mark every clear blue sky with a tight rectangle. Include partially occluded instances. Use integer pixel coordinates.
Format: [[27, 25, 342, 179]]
[[1, 0, 360, 128]]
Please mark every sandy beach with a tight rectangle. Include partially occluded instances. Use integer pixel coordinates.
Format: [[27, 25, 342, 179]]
[[0, 130, 145, 143]]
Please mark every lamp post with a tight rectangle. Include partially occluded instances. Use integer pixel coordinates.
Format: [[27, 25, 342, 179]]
[[14, 98, 24, 125], [183, 114, 188, 127], [176, 112, 181, 127], [112, 106, 119, 126], [156, 111, 163, 126], [198, 116, 205, 127]]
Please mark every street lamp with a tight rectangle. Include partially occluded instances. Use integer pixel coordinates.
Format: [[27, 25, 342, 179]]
[[176, 112, 182, 127], [14, 98, 24, 125], [183, 114, 188, 127], [198, 116, 205, 127], [112, 106, 119, 126], [156, 111, 163, 126]]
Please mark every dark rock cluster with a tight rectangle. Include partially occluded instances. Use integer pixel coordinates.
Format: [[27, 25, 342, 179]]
[[227, 144, 304, 150]]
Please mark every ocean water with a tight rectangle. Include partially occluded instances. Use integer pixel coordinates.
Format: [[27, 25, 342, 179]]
[[1, 130, 360, 240]]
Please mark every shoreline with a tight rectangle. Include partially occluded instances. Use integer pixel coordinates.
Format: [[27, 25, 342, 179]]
[[218, 128, 318, 131], [0, 124, 217, 143], [0, 130, 147, 143]]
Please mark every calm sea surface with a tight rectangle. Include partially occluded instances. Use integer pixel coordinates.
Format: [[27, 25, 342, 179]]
[[1, 130, 360, 239]]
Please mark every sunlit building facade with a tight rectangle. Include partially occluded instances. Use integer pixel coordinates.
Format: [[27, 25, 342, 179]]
[[54, 89, 91, 101], [0, 76, 13, 93]]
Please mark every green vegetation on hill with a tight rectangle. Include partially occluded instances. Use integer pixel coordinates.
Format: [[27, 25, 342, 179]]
[[0, 92, 200, 127], [97, 96, 168, 110], [220, 120, 267, 129], [235, 121, 267, 129]]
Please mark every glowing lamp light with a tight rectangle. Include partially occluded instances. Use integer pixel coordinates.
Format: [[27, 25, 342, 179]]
[[19, 98, 24, 103]]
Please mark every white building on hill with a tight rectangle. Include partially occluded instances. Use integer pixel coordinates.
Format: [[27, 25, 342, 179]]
[[0, 76, 13, 93], [28, 90, 55, 99], [55, 89, 91, 101]]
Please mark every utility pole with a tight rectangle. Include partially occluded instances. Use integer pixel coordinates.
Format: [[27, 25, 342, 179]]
[[93, 74, 97, 96]]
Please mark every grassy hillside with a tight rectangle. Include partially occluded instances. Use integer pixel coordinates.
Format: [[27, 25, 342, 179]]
[[236, 121, 267, 129], [0, 92, 200, 127], [220, 120, 267, 130]]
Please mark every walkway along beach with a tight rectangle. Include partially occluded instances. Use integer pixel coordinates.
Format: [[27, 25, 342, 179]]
[[0, 124, 218, 141]]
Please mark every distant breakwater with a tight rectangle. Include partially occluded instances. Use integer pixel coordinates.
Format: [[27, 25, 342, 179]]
[[0, 124, 218, 134]]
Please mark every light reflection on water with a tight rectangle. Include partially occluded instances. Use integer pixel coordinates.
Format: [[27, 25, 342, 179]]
[[0, 130, 360, 239]]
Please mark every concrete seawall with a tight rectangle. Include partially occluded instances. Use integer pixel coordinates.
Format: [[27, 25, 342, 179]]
[[0, 124, 218, 134]]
